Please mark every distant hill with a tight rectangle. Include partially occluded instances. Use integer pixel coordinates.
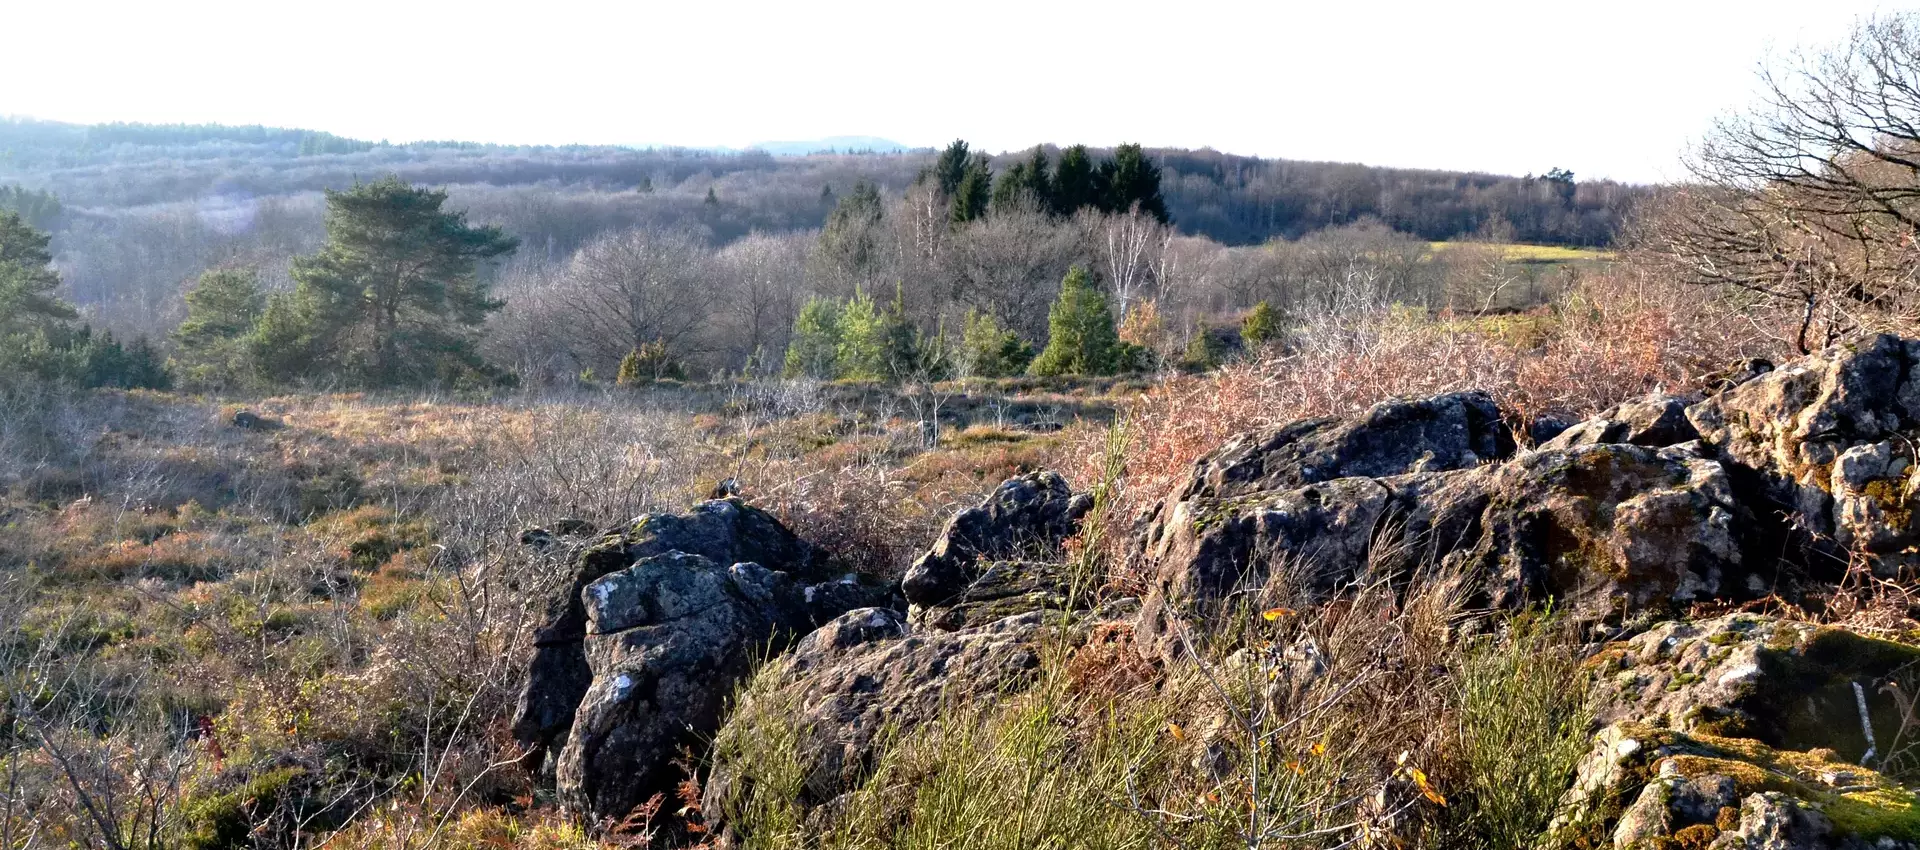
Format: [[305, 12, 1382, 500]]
[[747, 136, 913, 156]]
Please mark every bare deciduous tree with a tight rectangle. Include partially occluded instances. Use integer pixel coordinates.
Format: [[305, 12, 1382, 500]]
[[1640, 12, 1920, 351], [1085, 210, 1168, 319], [558, 226, 716, 371]]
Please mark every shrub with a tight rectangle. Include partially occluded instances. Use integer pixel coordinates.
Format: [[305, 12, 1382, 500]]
[[1241, 300, 1281, 348], [1029, 266, 1120, 377], [617, 338, 687, 386], [960, 309, 1033, 378]]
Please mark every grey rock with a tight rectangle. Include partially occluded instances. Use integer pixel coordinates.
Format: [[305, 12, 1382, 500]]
[[1136, 438, 1758, 658], [1687, 334, 1920, 573], [901, 471, 1090, 612], [1541, 392, 1701, 450]]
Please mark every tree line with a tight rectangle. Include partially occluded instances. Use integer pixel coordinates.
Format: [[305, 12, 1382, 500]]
[[1, 136, 1587, 393]]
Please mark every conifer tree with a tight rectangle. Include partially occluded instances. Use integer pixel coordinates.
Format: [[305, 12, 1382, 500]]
[[1028, 266, 1120, 376], [950, 154, 993, 224], [286, 176, 516, 386], [783, 297, 842, 379], [1051, 145, 1099, 217], [1103, 143, 1170, 222], [960, 309, 1033, 377], [0, 211, 74, 337], [929, 140, 973, 199], [835, 289, 888, 380], [991, 146, 1053, 214], [173, 267, 265, 387], [1241, 300, 1282, 349]]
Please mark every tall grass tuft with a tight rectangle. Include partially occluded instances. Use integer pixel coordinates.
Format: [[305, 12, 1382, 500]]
[[1448, 613, 1593, 850]]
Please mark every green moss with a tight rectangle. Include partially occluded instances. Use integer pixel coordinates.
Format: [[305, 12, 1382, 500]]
[[178, 766, 306, 850], [1860, 478, 1914, 529], [1826, 789, 1920, 843]]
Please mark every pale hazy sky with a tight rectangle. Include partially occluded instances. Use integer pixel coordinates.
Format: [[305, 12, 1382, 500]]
[[5, 0, 1901, 182]]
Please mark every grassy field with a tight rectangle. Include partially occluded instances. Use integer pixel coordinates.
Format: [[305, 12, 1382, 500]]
[[1427, 241, 1617, 265]]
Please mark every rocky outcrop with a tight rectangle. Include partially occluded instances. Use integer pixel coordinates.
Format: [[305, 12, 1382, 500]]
[[1547, 722, 1920, 850], [1548, 612, 1920, 849], [701, 607, 1061, 838], [1540, 392, 1701, 450], [1137, 436, 1758, 658], [1689, 334, 1920, 573], [901, 471, 1090, 618], [702, 473, 1113, 841], [510, 498, 887, 824], [1159, 390, 1514, 504]]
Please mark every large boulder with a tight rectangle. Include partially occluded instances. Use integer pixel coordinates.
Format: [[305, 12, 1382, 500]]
[[1688, 334, 1920, 572], [1137, 435, 1760, 657], [901, 471, 1090, 625], [509, 499, 886, 824]]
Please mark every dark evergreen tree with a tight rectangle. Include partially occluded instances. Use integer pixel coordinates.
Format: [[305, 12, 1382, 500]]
[[991, 146, 1053, 214], [1051, 145, 1098, 217], [173, 267, 266, 387], [285, 176, 517, 386], [0, 211, 74, 337], [1102, 143, 1169, 222], [928, 139, 973, 200], [951, 154, 993, 224]]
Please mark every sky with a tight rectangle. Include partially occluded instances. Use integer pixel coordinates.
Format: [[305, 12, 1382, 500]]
[[4, 0, 1901, 183]]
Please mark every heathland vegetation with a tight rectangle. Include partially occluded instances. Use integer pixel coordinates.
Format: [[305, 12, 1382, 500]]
[[16, 11, 1920, 850]]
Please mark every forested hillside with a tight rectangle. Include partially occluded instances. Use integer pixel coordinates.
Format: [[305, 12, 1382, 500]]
[[0, 118, 1640, 380]]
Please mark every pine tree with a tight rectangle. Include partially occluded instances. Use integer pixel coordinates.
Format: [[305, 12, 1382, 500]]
[[929, 140, 973, 200], [173, 267, 265, 388], [816, 181, 885, 286], [783, 297, 842, 379], [835, 289, 888, 381], [0, 212, 167, 389], [1241, 300, 1282, 349], [951, 154, 993, 224], [1103, 143, 1169, 222], [1051, 145, 1098, 217], [286, 176, 517, 386], [991, 146, 1054, 214], [0, 211, 75, 337], [1028, 266, 1120, 376], [246, 291, 322, 384]]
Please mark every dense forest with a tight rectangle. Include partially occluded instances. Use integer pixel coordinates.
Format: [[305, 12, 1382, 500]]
[[0, 118, 1639, 387]]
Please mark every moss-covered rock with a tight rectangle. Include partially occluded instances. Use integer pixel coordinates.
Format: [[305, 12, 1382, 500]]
[[1587, 615, 1920, 769], [1545, 722, 1920, 849]]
